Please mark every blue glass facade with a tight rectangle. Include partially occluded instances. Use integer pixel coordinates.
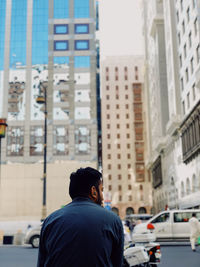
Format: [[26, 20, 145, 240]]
[[32, 0, 48, 65], [75, 24, 89, 34], [54, 0, 69, 19], [0, 0, 6, 70], [10, 0, 27, 68], [74, 56, 90, 68], [54, 24, 68, 34], [54, 41, 69, 51], [74, 0, 89, 18], [54, 56, 69, 65], [75, 40, 89, 50]]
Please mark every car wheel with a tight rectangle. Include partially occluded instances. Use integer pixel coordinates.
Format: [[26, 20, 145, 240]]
[[30, 235, 40, 248]]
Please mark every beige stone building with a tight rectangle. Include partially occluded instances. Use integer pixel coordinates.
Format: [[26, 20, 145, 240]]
[[101, 56, 152, 218]]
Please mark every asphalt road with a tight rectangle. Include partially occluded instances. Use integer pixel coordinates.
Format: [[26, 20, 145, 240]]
[[0, 244, 200, 267]]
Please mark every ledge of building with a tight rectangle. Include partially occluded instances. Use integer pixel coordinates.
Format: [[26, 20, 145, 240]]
[[150, 14, 164, 37]]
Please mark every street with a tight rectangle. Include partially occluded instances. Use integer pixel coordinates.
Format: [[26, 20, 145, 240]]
[[0, 245, 200, 267]]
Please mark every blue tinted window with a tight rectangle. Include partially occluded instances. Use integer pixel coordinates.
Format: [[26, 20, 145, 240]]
[[75, 24, 89, 34], [54, 41, 68, 51], [75, 40, 89, 50], [10, 0, 27, 68], [74, 0, 89, 18], [54, 0, 69, 18], [74, 56, 90, 68], [32, 0, 48, 65], [54, 24, 68, 34], [0, 0, 6, 70], [54, 56, 69, 65]]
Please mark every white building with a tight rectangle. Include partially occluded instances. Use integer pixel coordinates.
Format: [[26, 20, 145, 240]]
[[142, 0, 200, 212]]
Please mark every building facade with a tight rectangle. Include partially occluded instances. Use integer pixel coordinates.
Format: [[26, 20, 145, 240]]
[[101, 56, 152, 218], [142, 0, 200, 212], [0, 0, 99, 220]]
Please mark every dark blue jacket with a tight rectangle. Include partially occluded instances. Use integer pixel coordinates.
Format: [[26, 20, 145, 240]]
[[37, 197, 124, 267]]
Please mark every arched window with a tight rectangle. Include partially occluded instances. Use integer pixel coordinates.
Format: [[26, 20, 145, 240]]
[[138, 207, 147, 214], [192, 174, 198, 192], [181, 181, 185, 197], [186, 178, 190, 195], [126, 207, 134, 215], [111, 207, 119, 215]]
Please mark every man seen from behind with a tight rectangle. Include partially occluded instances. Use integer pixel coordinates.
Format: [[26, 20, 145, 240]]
[[37, 167, 124, 267]]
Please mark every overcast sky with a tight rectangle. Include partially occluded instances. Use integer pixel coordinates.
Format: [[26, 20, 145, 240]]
[[99, 0, 144, 59]]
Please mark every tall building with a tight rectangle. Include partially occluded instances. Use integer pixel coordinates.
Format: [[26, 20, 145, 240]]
[[143, 0, 200, 212], [0, 0, 99, 220], [101, 56, 152, 218]]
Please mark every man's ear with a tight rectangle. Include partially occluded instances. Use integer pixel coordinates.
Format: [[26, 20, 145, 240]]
[[90, 186, 98, 202]]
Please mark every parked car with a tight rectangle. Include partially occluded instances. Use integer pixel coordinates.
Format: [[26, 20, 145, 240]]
[[24, 224, 42, 248], [133, 209, 200, 241]]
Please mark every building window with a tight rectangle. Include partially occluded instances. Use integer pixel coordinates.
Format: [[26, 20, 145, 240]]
[[107, 124, 110, 129], [118, 185, 122, 191], [108, 174, 111, 180], [106, 85, 109, 90], [126, 133, 130, 138], [190, 57, 194, 74], [180, 0, 183, 11], [125, 94, 128, 99], [107, 154, 111, 159], [196, 44, 200, 63], [116, 94, 119, 100], [187, 92, 190, 109], [127, 143, 130, 149], [125, 104, 129, 109], [178, 32, 181, 44], [192, 84, 196, 100], [127, 153, 131, 159], [54, 24, 68, 34], [182, 100, 185, 115], [117, 144, 121, 149], [108, 185, 112, 191], [118, 164, 121, 169], [126, 114, 129, 119], [117, 154, 121, 159], [116, 104, 120, 109], [185, 68, 189, 82], [188, 32, 192, 47], [107, 134, 110, 139], [117, 133, 120, 138], [75, 24, 89, 34], [108, 164, 111, 170], [182, 20, 185, 34], [126, 124, 130, 129], [116, 114, 120, 119], [176, 11, 179, 22], [118, 174, 122, 180], [54, 40, 68, 51], [75, 40, 89, 50], [125, 85, 128, 90], [194, 18, 198, 36], [181, 77, 184, 91], [128, 174, 131, 180], [184, 44, 187, 58], [187, 8, 190, 22], [127, 164, 131, 169], [179, 54, 182, 67], [129, 195, 132, 201], [119, 195, 122, 201], [106, 95, 110, 100], [107, 144, 111, 149], [106, 114, 110, 119], [116, 124, 120, 129], [128, 184, 132, 190], [106, 104, 110, 109]]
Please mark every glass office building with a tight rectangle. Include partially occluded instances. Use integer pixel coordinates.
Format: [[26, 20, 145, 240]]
[[0, 0, 99, 163]]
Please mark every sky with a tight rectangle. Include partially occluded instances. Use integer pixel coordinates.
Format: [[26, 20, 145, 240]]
[[99, 0, 144, 59]]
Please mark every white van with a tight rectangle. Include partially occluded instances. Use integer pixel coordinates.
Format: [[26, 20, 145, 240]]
[[133, 209, 200, 241]]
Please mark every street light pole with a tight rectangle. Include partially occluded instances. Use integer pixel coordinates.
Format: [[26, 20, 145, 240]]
[[0, 119, 8, 186], [36, 82, 47, 220]]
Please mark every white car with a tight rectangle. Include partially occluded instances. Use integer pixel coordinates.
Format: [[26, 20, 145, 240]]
[[133, 209, 200, 241], [24, 224, 42, 248]]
